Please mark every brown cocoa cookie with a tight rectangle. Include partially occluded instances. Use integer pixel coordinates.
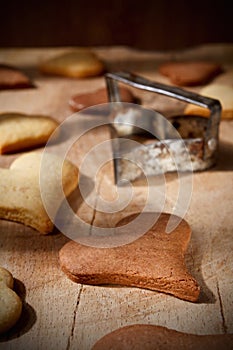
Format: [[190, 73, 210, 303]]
[[39, 50, 105, 78], [0, 64, 33, 90], [158, 61, 222, 86], [59, 213, 200, 302], [92, 324, 233, 350], [69, 86, 136, 112]]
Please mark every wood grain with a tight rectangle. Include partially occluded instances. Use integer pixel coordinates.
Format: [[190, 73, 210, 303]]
[[0, 45, 233, 349]]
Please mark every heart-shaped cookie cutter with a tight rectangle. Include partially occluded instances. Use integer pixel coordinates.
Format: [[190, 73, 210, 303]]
[[105, 71, 221, 183]]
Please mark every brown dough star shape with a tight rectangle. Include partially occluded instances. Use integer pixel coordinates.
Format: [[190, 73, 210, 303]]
[[59, 213, 200, 302], [92, 324, 233, 350]]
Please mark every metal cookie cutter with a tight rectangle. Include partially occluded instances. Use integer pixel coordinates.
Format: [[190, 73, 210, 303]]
[[105, 72, 221, 184]]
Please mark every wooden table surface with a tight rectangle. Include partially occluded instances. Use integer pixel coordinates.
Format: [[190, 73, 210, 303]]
[[0, 44, 233, 349]]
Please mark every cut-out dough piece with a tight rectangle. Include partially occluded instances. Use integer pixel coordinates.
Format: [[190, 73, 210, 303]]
[[0, 64, 33, 90], [0, 152, 79, 234], [158, 61, 222, 86], [69, 86, 136, 112], [0, 113, 59, 154], [39, 50, 105, 78], [92, 324, 233, 350], [184, 84, 233, 119], [0, 266, 22, 334], [59, 213, 200, 302]]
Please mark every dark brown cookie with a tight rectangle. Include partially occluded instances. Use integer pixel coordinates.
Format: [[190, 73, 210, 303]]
[[0, 64, 33, 90], [158, 61, 222, 86], [59, 213, 200, 302], [92, 324, 233, 350], [69, 86, 136, 112]]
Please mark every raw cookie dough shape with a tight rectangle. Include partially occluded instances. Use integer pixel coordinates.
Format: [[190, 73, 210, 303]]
[[158, 61, 222, 86], [92, 324, 233, 350], [39, 49, 105, 78], [69, 86, 136, 112], [0, 266, 22, 334], [0, 64, 33, 90], [0, 113, 59, 154], [0, 152, 79, 234], [59, 213, 200, 302]]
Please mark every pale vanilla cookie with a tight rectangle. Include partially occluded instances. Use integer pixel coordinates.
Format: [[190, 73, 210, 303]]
[[0, 266, 14, 289], [59, 213, 200, 302], [0, 64, 33, 90], [0, 152, 79, 234], [184, 84, 233, 119], [0, 267, 22, 334], [39, 50, 105, 78], [92, 324, 233, 350], [0, 113, 59, 154]]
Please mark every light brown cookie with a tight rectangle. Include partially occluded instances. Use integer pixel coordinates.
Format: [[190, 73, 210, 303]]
[[0, 113, 59, 154], [0, 267, 14, 289], [39, 49, 105, 78], [0, 64, 33, 90], [92, 324, 233, 350], [69, 86, 136, 112], [59, 213, 200, 302], [158, 61, 222, 86], [0, 152, 79, 234], [184, 84, 233, 119], [0, 267, 22, 334]]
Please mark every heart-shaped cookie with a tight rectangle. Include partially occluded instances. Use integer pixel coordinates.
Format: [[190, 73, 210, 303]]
[[59, 213, 200, 302], [0, 152, 78, 234]]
